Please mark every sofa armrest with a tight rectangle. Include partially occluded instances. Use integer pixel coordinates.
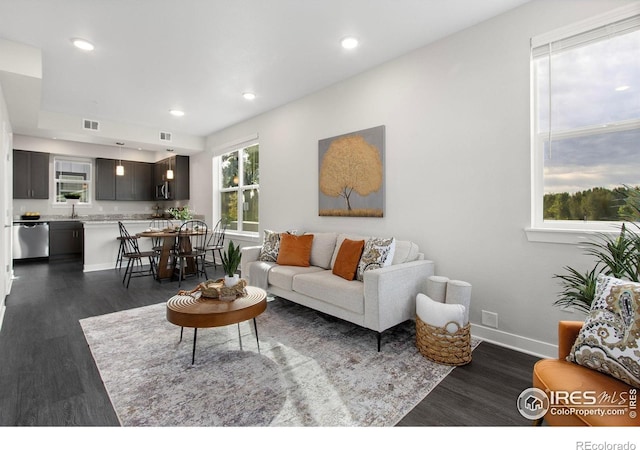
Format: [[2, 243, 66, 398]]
[[240, 245, 262, 278], [363, 259, 435, 332], [558, 321, 584, 360]]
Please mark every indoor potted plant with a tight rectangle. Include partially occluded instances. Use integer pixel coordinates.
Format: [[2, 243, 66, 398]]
[[221, 240, 242, 286], [554, 188, 640, 313]]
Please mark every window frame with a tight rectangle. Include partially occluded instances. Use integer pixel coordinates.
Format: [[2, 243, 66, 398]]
[[527, 4, 640, 244], [217, 141, 259, 236], [52, 156, 93, 206]]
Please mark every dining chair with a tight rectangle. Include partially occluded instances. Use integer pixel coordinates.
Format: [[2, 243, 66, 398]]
[[118, 221, 158, 288], [174, 220, 209, 287], [149, 218, 174, 253], [203, 219, 227, 270]]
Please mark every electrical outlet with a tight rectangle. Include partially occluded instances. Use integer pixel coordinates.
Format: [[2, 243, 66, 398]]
[[482, 310, 498, 328]]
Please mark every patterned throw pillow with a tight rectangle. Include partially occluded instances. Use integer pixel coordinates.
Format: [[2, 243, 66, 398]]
[[258, 230, 281, 262], [567, 275, 640, 388], [356, 237, 396, 281]]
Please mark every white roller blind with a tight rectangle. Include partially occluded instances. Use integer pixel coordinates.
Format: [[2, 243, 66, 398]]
[[531, 4, 640, 58]]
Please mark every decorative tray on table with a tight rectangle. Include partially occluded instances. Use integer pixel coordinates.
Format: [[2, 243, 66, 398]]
[[178, 278, 248, 301]]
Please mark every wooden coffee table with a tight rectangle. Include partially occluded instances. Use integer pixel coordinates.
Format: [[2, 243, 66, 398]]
[[166, 286, 267, 364]]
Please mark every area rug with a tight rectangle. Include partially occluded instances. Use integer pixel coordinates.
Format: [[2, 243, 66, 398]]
[[80, 297, 481, 426]]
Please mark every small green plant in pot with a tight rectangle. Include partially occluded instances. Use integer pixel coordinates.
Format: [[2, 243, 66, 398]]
[[222, 240, 242, 286]]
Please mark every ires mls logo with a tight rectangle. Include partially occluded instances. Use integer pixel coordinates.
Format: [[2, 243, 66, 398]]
[[517, 387, 637, 421]]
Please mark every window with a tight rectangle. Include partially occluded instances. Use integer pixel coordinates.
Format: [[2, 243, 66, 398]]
[[531, 8, 640, 232], [219, 143, 259, 233], [53, 157, 92, 204]]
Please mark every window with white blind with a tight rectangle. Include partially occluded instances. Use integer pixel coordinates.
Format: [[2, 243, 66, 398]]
[[53, 156, 92, 205], [530, 5, 640, 234]]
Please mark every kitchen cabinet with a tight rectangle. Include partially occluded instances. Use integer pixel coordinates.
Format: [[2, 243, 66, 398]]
[[96, 158, 153, 201], [49, 221, 83, 261], [13, 149, 50, 199], [95, 158, 116, 200], [154, 155, 189, 201]]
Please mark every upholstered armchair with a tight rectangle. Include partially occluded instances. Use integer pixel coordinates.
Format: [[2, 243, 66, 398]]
[[532, 321, 639, 426]]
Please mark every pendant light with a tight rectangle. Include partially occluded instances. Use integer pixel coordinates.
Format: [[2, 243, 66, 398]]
[[116, 142, 125, 176], [166, 149, 174, 180]]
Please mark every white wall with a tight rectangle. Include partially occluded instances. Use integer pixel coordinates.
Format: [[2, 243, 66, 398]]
[[190, 0, 631, 357], [0, 81, 13, 330]]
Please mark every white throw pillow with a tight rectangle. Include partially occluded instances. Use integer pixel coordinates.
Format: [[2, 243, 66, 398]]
[[416, 293, 466, 333], [568, 274, 640, 388], [356, 237, 395, 281]]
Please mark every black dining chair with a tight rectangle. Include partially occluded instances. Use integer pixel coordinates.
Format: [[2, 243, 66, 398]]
[[173, 220, 209, 287], [149, 218, 174, 254], [203, 219, 227, 270], [118, 222, 157, 288]]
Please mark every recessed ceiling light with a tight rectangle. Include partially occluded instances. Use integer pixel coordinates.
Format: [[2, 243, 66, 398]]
[[615, 85, 630, 91], [169, 109, 185, 117], [243, 92, 256, 100], [341, 37, 359, 49], [71, 38, 94, 51]]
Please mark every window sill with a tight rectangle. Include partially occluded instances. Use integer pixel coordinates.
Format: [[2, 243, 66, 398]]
[[525, 225, 623, 244], [224, 230, 261, 244]]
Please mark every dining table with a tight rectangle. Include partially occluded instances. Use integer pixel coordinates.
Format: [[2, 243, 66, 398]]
[[137, 228, 207, 281]]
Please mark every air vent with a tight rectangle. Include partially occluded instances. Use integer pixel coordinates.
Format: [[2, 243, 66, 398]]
[[83, 119, 100, 131], [160, 131, 172, 142]]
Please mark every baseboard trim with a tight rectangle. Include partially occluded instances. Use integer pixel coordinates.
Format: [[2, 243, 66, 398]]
[[471, 323, 556, 359], [83, 262, 116, 272]]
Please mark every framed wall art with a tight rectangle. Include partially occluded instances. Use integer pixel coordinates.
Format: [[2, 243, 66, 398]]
[[318, 125, 385, 217]]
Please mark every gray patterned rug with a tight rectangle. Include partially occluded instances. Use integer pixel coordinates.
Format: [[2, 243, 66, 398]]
[[80, 297, 480, 426]]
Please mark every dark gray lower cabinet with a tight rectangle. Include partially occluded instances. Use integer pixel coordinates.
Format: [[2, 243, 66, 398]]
[[49, 221, 83, 261]]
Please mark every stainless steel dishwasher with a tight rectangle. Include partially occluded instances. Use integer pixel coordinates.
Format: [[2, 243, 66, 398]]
[[13, 222, 49, 259]]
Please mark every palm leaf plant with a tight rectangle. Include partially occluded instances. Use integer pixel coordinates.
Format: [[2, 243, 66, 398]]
[[554, 216, 640, 313]]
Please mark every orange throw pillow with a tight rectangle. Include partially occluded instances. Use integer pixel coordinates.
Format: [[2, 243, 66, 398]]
[[276, 234, 314, 267], [332, 239, 365, 280]]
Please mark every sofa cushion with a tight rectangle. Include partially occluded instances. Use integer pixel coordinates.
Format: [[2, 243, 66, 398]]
[[332, 238, 365, 280], [356, 237, 395, 281], [269, 265, 325, 291], [277, 234, 314, 267], [330, 233, 369, 268], [259, 230, 282, 262], [305, 232, 338, 269], [293, 270, 365, 314], [392, 240, 420, 264], [567, 275, 640, 388]]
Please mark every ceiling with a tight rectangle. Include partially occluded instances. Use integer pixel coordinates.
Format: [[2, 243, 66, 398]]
[[0, 0, 530, 155]]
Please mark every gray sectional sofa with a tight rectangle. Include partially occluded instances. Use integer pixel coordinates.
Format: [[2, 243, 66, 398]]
[[241, 232, 435, 350]]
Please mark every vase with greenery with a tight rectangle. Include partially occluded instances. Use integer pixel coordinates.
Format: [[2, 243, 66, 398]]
[[221, 240, 242, 286], [167, 205, 192, 222], [554, 187, 640, 313]]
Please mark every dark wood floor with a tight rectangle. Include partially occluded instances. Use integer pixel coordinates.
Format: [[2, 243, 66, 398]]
[[0, 259, 541, 426]]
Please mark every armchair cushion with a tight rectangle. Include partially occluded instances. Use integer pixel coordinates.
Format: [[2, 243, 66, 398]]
[[568, 275, 640, 388]]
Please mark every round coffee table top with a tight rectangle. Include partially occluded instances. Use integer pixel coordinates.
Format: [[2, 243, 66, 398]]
[[166, 285, 267, 329]]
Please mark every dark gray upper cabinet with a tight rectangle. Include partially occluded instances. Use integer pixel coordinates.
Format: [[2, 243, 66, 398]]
[[96, 158, 153, 201], [95, 158, 116, 200], [154, 155, 189, 201], [13, 149, 50, 199]]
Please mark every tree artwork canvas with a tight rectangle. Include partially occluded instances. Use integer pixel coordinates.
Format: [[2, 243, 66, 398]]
[[318, 125, 385, 217]]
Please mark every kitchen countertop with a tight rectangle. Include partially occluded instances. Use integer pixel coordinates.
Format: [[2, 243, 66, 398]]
[[13, 215, 170, 224]]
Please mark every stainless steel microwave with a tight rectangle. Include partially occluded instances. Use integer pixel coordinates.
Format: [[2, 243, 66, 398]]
[[156, 181, 170, 199]]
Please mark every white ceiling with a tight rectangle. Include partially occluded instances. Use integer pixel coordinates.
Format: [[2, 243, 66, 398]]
[[0, 0, 530, 155]]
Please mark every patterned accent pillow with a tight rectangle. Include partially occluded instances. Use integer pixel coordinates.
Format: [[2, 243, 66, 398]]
[[567, 275, 640, 388], [356, 237, 395, 281], [258, 230, 281, 262]]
